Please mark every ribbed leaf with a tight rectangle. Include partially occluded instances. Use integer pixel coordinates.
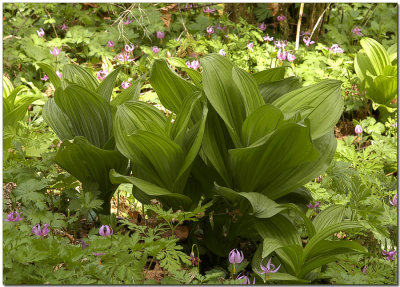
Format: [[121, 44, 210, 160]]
[[229, 122, 319, 199], [55, 137, 129, 213], [110, 81, 141, 106], [359, 37, 390, 76], [303, 221, 363, 260], [42, 97, 75, 140], [252, 67, 286, 85], [276, 244, 304, 275], [150, 59, 198, 114], [364, 65, 397, 105], [63, 64, 99, 91], [255, 215, 302, 258], [109, 169, 192, 210], [312, 205, 345, 233], [268, 130, 336, 198], [259, 77, 302, 104], [37, 63, 61, 89], [96, 66, 122, 102], [202, 107, 234, 186], [305, 239, 367, 260], [232, 67, 264, 116], [174, 104, 208, 194], [239, 192, 285, 218], [54, 85, 111, 148], [121, 130, 185, 191], [387, 43, 397, 64], [3, 76, 14, 98], [4, 95, 41, 128], [273, 80, 343, 140], [113, 101, 167, 160], [241, 104, 284, 146], [282, 203, 316, 239], [201, 54, 246, 145]]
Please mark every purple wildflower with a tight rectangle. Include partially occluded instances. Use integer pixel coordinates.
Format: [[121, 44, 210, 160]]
[[219, 49, 226, 56], [99, 225, 113, 236], [206, 26, 214, 34], [4, 211, 24, 222], [303, 36, 315, 47], [121, 81, 131, 89], [190, 60, 200, 70], [37, 28, 45, 37], [60, 24, 69, 31], [259, 22, 267, 31], [247, 42, 254, 52], [255, 257, 281, 281], [237, 274, 256, 285], [229, 248, 244, 274], [389, 194, 397, 207], [287, 53, 296, 62], [203, 7, 216, 15], [124, 44, 134, 53], [96, 70, 108, 81], [81, 240, 89, 250], [49, 47, 61, 56], [277, 49, 287, 61], [56, 71, 62, 79], [277, 15, 287, 22], [32, 224, 50, 239], [329, 44, 344, 54], [152, 46, 159, 54], [107, 40, 115, 48], [307, 201, 321, 209], [156, 31, 165, 39], [274, 40, 288, 49], [41, 75, 49, 81], [263, 35, 274, 42], [355, 124, 363, 135], [382, 250, 397, 261], [190, 252, 202, 266], [352, 27, 362, 36], [123, 18, 133, 25]]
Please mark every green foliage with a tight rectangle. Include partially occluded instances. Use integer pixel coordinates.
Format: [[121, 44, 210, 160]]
[[354, 37, 397, 115]]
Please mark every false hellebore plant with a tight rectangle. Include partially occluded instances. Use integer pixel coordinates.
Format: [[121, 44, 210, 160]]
[[106, 54, 366, 283], [39, 63, 140, 215]]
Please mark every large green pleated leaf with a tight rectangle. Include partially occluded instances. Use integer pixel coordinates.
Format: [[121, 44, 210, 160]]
[[123, 130, 185, 191], [303, 221, 363, 260], [213, 184, 284, 218], [252, 67, 286, 85], [273, 79, 343, 140], [259, 77, 302, 104], [202, 107, 234, 187], [200, 54, 245, 145], [255, 214, 302, 258], [266, 130, 336, 199], [276, 244, 304, 275], [305, 239, 367, 261], [96, 66, 122, 102], [113, 101, 167, 162], [37, 63, 61, 89], [241, 104, 284, 146], [364, 65, 397, 105], [354, 53, 374, 84], [312, 205, 345, 233], [387, 43, 397, 64], [110, 81, 141, 106], [359, 37, 390, 76], [170, 92, 202, 144], [42, 97, 75, 140], [282, 203, 316, 239], [3, 76, 14, 98], [232, 67, 264, 116], [174, 104, 208, 194], [229, 122, 319, 199], [54, 85, 111, 148], [4, 95, 41, 128], [149, 59, 198, 114], [63, 64, 99, 91], [109, 169, 192, 210], [55, 137, 129, 213]]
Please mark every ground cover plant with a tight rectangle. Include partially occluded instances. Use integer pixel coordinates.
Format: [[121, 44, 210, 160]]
[[3, 3, 398, 285]]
